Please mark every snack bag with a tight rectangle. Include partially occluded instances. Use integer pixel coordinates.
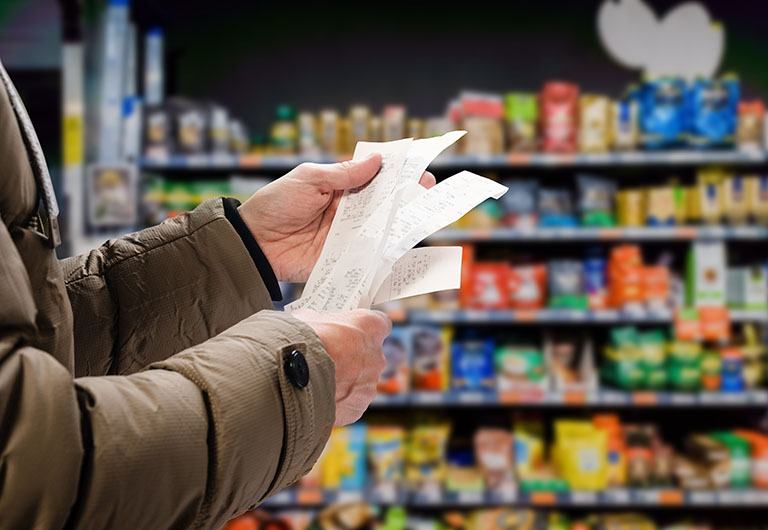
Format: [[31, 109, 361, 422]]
[[746, 175, 768, 223], [322, 425, 367, 490], [504, 93, 538, 152], [548, 260, 586, 309], [494, 344, 546, 393], [645, 186, 676, 226], [508, 264, 547, 309], [579, 94, 612, 153], [540, 82, 579, 153], [513, 418, 545, 478], [474, 428, 515, 492], [379, 327, 411, 394], [639, 77, 687, 149], [688, 75, 739, 149], [538, 188, 577, 227], [737, 100, 765, 152], [722, 175, 749, 224], [500, 180, 538, 228], [452, 337, 495, 391], [411, 326, 451, 391], [611, 97, 639, 150], [584, 255, 608, 310], [468, 263, 510, 310], [616, 189, 644, 227], [367, 426, 405, 495], [406, 423, 451, 491], [577, 175, 616, 227]]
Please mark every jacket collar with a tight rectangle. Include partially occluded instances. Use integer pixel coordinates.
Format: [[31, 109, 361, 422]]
[[0, 58, 61, 248]]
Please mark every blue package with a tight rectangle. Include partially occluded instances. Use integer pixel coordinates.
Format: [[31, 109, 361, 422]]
[[639, 77, 687, 149], [339, 423, 367, 490], [687, 76, 739, 149], [538, 188, 578, 227], [452, 339, 495, 391]]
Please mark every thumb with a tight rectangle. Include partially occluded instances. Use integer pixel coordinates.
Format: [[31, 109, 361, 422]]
[[316, 153, 382, 191]]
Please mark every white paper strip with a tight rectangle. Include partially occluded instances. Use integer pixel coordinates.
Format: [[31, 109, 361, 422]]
[[372, 246, 462, 305]]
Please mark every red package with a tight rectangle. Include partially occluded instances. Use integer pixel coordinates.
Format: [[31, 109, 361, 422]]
[[468, 263, 509, 309], [508, 264, 547, 309], [540, 81, 579, 153]]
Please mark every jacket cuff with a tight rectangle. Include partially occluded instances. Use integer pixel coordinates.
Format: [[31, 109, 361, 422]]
[[222, 197, 282, 301], [149, 310, 335, 528]]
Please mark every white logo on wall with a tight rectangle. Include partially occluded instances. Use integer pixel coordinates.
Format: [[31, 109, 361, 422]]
[[597, 0, 724, 79]]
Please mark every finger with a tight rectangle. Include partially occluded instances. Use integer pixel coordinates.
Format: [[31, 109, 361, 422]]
[[309, 153, 382, 191], [368, 309, 393, 337], [419, 171, 436, 189]]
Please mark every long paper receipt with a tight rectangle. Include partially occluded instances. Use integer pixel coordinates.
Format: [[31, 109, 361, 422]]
[[286, 131, 508, 312]]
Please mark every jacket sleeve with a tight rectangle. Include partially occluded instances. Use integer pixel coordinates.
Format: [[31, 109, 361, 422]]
[[60, 197, 277, 377], [0, 311, 335, 530]]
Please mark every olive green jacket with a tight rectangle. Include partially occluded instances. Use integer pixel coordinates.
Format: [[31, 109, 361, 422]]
[[0, 60, 334, 530]]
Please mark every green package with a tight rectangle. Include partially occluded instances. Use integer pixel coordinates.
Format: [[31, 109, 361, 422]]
[[710, 432, 751, 488]]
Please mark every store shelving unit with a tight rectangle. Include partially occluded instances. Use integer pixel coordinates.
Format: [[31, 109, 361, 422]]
[[139, 149, 768, 516]]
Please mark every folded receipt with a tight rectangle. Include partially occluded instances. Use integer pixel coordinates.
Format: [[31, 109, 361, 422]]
[[286, 131, 508, 313]]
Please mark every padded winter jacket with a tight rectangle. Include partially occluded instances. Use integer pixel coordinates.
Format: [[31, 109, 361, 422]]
[[0, 58, 334, 530]]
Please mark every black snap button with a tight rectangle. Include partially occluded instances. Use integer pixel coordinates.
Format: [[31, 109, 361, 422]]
[[285, 349, 309, 388]]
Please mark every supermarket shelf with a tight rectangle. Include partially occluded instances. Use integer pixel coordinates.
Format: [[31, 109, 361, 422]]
[[370, 389, 768, 408], [428, 226, 768, 242], [407, 308, 768, 325], [264, 487, 768, 508], [139, 150, 768, 171]]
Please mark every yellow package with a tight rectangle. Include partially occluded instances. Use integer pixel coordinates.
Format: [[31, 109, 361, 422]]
[[722, 175, 749, 224], [349, 105, 371, 144], [617, 189, 644, 227], [579, 94, 612, 153], [689, 168, 724, 224], [319, 109, 340, 154], [553, 420, 608, 491], [406, 423, 451, 490], [513, 419, 545, 478], [746, 175, 768, 223], [645, 187, 676, 226]]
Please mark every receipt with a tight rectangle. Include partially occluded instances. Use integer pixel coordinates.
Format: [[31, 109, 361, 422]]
[[372, 246, 462, 305], [294, 138, 412, 310], [287, 133, 505, 313], [367, 171, 508, 299]]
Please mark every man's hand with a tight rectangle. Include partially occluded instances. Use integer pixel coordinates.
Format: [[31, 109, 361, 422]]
[[291, 308, 391, 427], [237, 155, 437, 283]]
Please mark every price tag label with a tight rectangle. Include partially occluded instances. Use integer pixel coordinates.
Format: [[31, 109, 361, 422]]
[[690, 491, 716, 505], [269, 490, 292, 505], [658, 490, 683, 505], [636, 490, 659, 504], [600, 391, 628, 405], [605, 489, 630, 504], [414, 392, 443, 405], [337, 491, 363, 503], [671, 393, 696, 405], [458, 392, 486, 404], [717, 490, 741, 504], [529, 492, 556, 505], [571, 491, 597, 505], [458, 491, 484, 504]]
